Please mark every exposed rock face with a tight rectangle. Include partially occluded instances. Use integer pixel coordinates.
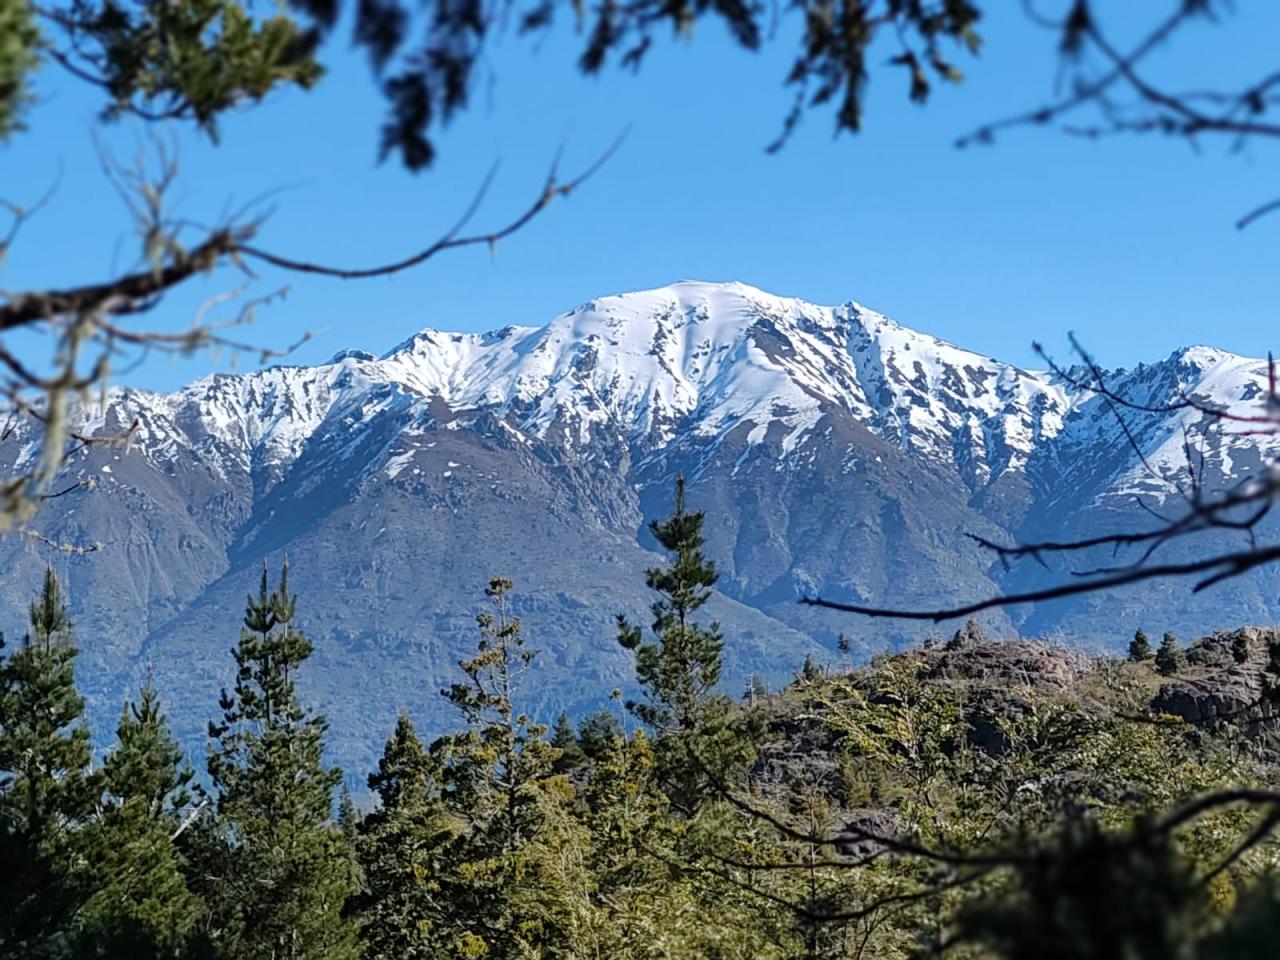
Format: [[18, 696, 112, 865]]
[[922, 640, 1094, 691], [918, 640, 1096, 755], [2, 280, 1279, 774], [834, 809, 905, 860], [1150, 628, 1280, 732], [1151, 677, 1266, 727]]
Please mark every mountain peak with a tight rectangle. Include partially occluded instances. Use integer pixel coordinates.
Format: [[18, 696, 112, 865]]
[[45, 280, 1273, 506]]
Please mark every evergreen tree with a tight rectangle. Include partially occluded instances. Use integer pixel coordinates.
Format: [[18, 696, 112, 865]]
[[835, 632, 854, 671], [575, 729, 687, 954], [336, 784, 361, 838], [428, 577, 574, 958], [191, 562, 357, 960], [617, 476, 756, 803], [351, 712, 448, 960], [1129, 628, 1152, 662], [0, 567, 94, 959], [618, 477, 723, 732], [550, 712, 586, 774], [1155, 632, 1187, 677], [799, 654, 823, 682], [76, 673, 200, 959], [577, 708, 623, 762], [946, 616, 986, 651]]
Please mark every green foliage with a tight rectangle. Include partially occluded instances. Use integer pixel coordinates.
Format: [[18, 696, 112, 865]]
[[416, 577, 583, 958], [0, 567, 94, 958], [6, 0, 988, 166], [957, 820, 1206, 959], [1129, 628, 1152, 662], [45, 0, 321, 138], [617, 476, 758, 804], [575, 707, 622, 762], [76, 673, 200, 959], [549, 712, 586, 773], [10, 541, 1280, 959], [191, 561, 357, 960], [0, 0, 40, 139], [1156, 631, 1187, 676], [617, 475, 722, 730], [799, 652, 824, 681], [350, 712, 449, 960], [946, 615, 985, 651]]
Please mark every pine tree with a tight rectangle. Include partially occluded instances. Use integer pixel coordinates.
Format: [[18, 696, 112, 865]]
[[192, 562, 357, 960], [836, 632, 854, 671], [351, 712, 448, 960], [577, 708, 623, 762], [0, 567, 94, 959], [799, 654, 823, 682], [428, 577, 573, 958], [1129, 628, 1152, 662], [617, 477, 756, 804], [76, 672, 200, 958], [618, 477, 723, 732], [576, 728, 682, 953], [947, 617, 986, 651], [550, 712, 586, 774], [1155, 632, 1186, 677], [336, 784, 361, 838]]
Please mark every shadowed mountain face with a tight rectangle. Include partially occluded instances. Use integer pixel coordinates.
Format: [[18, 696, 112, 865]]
[[1, 280, 1275, 776]]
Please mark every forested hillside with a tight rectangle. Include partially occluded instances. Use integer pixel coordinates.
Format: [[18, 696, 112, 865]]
[[5, 483, 1280, 958]]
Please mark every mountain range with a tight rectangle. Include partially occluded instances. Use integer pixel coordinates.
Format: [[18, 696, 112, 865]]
[[2, 279, 1276, 777]]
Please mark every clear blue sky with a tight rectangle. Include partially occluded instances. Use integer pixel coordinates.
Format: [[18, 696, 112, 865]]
[[3, 4, 1279, 391]]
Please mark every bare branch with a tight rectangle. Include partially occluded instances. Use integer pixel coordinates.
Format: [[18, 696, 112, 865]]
[[0, 132, 622, 530], [802, 543, 1280, 622], [20, 528, 104, 554], [236, 132, 628, 279]]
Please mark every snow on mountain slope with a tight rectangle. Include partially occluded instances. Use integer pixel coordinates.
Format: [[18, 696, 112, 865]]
[[379, 280, 1077, 473], [40, 281, 1280, 502], [1053, 346, 1280, 502]]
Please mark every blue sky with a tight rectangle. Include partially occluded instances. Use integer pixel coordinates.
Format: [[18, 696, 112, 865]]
[[3, 4, 1279, 391]]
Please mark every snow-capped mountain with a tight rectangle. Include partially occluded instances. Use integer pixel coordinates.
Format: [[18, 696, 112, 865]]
[[1, 280, 1276, 773]]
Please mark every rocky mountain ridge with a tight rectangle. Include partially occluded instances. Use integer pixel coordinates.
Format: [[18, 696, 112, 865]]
[[1, 280, 1276, 774]]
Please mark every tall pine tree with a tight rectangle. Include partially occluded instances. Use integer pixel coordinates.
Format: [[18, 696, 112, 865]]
[[550, 712, 586, 774], [350, 712, 449, 960], [428, 577, 577, 959], [1155, 632, 1187, 677], [191, 561, 357, 960], [77, 672, 200, 959], [617, 477, 723, 733], [1128, 628, 1152, 662], [0, 567, 94, 959], [617, 477, 756, 804]]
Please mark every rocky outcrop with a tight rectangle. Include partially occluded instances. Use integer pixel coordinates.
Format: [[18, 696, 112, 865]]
[[1149, 627, 1280, 733], [921, 639, 1094, 690]]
